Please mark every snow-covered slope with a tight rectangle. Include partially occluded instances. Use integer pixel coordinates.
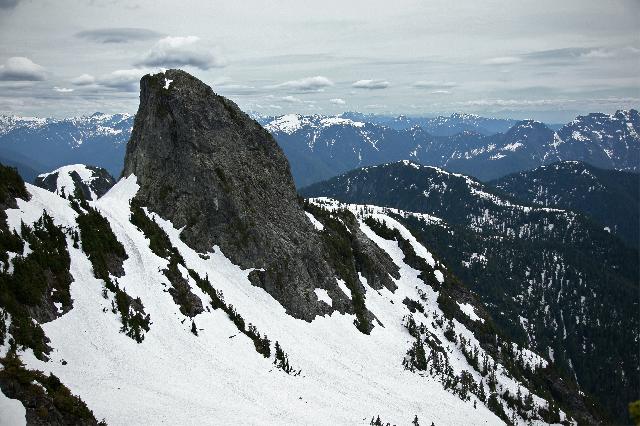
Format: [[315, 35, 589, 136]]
[[0, 177, 575, 425]]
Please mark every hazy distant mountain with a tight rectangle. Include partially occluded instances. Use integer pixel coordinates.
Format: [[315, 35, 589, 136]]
[[337, 112, 519, 135], [267, 110, 639, 186], [0, 112, 133, 181], [1, 109, 637, 187]]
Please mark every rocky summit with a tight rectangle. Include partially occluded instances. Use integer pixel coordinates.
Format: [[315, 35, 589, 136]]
[[123, 69, 348, 321]]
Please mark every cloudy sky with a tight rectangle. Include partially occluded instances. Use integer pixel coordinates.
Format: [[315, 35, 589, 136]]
[[0, 0, 638, 121]]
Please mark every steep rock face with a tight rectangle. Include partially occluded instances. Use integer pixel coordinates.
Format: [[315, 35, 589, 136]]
[[122, 69, 344, 321]]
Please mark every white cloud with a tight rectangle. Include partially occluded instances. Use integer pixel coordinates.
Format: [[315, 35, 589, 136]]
[[482, 56, 523, 65], [71, 73, 96, 86], [268, 76, 333, 92], [53, 86, 74, 92], [352, 79, 390, 89], [431, 90, 451, 95], [137, 36, 226, 70], [329, 98, 346, 105], [0, 57, 46, 81]]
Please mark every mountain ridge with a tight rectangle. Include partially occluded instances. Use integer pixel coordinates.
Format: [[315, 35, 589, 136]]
[[301, 160, 639, 423]]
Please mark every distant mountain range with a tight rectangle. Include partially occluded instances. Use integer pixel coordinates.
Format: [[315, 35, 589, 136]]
[[260, 112, 521, 135], [0, 113, 132, 181], [301, 160, 639, 423], [268, 110, 639, 186], [0, 109, 637, 188]]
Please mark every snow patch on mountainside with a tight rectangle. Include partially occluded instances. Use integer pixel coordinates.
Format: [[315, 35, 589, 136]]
[[457, 302, 483, 323], [0, 391, 25, 426]]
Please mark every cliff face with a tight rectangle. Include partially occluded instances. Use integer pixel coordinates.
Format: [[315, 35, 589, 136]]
[[123, 69, 349, 321]]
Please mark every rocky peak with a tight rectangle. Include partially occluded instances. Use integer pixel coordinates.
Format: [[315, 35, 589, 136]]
[[123, 69, 355, 321]]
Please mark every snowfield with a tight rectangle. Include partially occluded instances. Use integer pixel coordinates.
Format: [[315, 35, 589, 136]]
[[1, 179, 565, 425]]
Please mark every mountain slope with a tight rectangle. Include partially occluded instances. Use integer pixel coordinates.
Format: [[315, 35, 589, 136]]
[[491, 161, 640, 248], [302, 161, 639, 423], [0, 71, 601, 425], [0, 165, 592, 425]]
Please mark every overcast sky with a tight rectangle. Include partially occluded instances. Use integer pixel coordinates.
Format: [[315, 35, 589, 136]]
[[0, 0, 638, 121]]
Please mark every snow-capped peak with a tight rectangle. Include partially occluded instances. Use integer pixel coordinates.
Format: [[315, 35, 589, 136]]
[[265, 114, 365, 134]]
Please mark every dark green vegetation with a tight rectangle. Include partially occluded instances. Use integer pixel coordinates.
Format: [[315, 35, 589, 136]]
[[365, 216, 601, 425], [304, 161, 638, 423], [0, 163, 103, 423], [73, 193, 150, 343], [0, 214, 73, 359], [370, 414, 426, 426], [0, 346, 104, 425], [0, 165, 73, 360], [491, 160, 640, 249]]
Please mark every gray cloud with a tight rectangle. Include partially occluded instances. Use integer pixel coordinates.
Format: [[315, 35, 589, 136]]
[[71, 74, 97, 86], [0, 0, 637, 120], [352, 79, 390, 89], [412, 81, 457, 89], [330, 98, 346, 105], [95, 69, 150, 92], [75, 28, 162, 43], [268, 76, 333, 92], [136, 36, 225, 70], [0, 0, 19, 9], [0, 57, 46, 81]]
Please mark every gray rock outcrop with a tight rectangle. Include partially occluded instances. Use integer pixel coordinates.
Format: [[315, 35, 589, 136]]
[[123, 69, 354, 321]]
